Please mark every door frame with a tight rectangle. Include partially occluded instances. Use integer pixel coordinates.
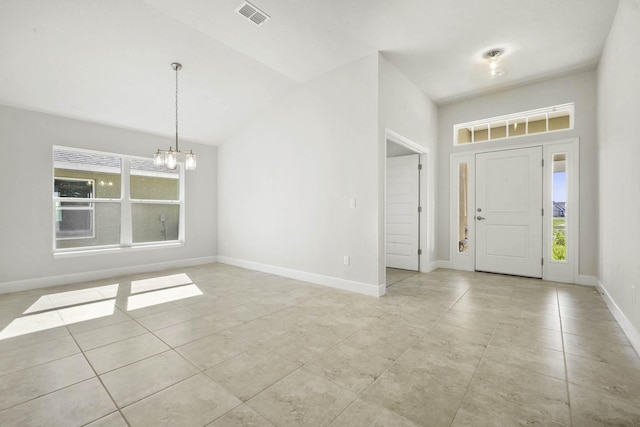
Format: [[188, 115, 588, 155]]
[[384, 130, 430, 279], [449, 137, 579, 283]]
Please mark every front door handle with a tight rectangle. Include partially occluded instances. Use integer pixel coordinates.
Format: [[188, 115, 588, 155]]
[[477, 216, 485, 220]]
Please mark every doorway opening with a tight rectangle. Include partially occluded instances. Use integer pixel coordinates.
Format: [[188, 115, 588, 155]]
[[385, 133, 426, 287]]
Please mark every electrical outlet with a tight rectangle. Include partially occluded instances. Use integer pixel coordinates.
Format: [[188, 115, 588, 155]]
[[632, 285, 637, 303], [349, 198, 357, 209], [159, 214, 165, 222], [343, 256, 350, 266]]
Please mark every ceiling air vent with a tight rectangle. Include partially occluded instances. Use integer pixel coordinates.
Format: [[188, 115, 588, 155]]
[[236, 1, 270, 26]]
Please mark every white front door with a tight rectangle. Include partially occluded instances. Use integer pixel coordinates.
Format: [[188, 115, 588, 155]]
[[386, 154, 420, 271], [475, 146, 543, 278]]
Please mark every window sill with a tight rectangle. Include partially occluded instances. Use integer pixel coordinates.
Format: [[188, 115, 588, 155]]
[[53, 241, 184, 258]]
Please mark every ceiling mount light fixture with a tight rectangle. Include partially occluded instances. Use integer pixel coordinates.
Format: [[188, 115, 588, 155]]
[[484, 48, 506, 79], [153, 62, 196, 171]]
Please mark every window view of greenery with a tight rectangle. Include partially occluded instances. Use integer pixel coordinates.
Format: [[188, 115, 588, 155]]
[[552, 154, 567, 261], [553, 219, 566, 260]]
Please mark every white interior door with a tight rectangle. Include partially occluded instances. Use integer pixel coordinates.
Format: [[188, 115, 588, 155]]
[[475, 146, 543, 278], [386, 154, 420, 271]]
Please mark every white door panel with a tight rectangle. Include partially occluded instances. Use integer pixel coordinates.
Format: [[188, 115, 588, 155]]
[[386, 154, 419, 271], [485, 225, 529, 258], [476, 147, 542, 278]]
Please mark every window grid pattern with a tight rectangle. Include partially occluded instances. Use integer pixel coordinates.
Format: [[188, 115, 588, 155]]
[[53, 147, 184, 253], [454, 103, 574, 146]]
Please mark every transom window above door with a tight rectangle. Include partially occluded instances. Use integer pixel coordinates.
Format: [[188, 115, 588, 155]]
[[453, 103, 574, 145]]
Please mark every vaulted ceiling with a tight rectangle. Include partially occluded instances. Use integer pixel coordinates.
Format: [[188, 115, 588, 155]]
[[0, 0, 619, 145]]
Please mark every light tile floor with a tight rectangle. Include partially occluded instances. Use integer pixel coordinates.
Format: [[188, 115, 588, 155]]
[[0, 264, 639, 426], [386, 267, 418, 287]]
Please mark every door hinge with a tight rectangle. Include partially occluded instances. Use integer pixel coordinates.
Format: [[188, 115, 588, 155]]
[[418, 163, 423, 170], [418, 249, 422, 255], [541, 159, 544, 167], [541, 258, 544, 266], [542, 208, 544, 216], [418, 206, 422, 213]]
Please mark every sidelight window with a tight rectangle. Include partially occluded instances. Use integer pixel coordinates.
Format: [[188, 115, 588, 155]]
[[457, 163, 469, 253], [551, 153, 568, 262]]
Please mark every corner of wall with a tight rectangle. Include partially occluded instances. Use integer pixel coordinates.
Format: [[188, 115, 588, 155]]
[[217, 256, 384, 297]]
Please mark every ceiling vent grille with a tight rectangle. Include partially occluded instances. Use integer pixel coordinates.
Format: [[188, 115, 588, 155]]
[[236, 1, 270, 26]]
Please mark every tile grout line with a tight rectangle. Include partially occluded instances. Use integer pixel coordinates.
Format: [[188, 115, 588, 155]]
[[5, 267, 634, 426], [297, 312, 421, 424], [116, 307, 267, 425], [242, 365, 305, 411], [0, 312, 122, 418], [0, 364, 95, 414], [87, 341, 232, 424], [139, 294, 300, 350], [73, 298, 184, 425], [327, 277, 477, 426], [63, 324, 133, 427], [556, 288, 573, 427], [447, 309, 502, 426], [0, 336, 80, 379]]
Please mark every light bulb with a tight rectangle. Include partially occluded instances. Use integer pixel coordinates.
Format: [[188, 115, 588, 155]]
[[485, 49, 506, 79], [490, 63, 506, 78], [153, 150, 165, 167], [185, 151, 197, 170], [165, 149, 177, 170]]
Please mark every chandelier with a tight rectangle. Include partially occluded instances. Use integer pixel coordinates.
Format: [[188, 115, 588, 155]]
[[153, 62, 196, 170]]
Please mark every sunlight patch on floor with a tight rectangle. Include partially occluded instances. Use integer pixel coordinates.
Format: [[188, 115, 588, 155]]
[[24, 284, 119, 314], [0, 299, 116, 340], [126, 284, 202, 311]]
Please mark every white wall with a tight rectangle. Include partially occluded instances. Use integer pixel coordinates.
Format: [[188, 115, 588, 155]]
[[0, 106, 217, 291], [597, 0, 640, 348], [218, 55, 381, 295], [378, 55, 438, 280], [436, 71, 599, 277]]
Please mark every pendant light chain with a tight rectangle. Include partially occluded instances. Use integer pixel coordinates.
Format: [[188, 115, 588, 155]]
[[153, 62, 196, 170], [175, 63, 179, 153]]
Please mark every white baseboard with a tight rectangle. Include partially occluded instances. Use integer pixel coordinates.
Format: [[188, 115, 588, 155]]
[[217, 256, 383, 297], [422, 260, 451, 272], [421, 262, 437, 273], [435, 260, 453, 270], [597, 279, 640, 357], [575, 275, 598, 286], [422, 260, 453, 272], [0, 256, 218, 295]]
